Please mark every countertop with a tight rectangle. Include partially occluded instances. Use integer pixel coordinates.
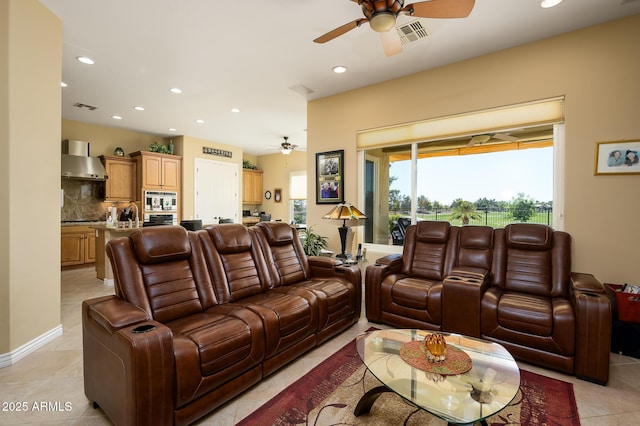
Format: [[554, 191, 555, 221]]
[[89, 224, 141, 233], [61, 221, 107, 227], [61, 222, 142, 233]]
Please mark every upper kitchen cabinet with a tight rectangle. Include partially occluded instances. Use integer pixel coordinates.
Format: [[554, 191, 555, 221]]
[[100, 155, 137, 201], [242, 169, 263, 205], [131, 151, 181, 191]]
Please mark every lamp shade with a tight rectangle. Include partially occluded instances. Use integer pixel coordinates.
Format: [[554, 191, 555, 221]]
[[323, 202, 366, 259], [322, 203, 367, 221]]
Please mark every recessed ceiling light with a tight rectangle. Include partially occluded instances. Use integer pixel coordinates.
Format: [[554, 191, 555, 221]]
[[332, 65, 347, 74], [170, 87, 182, 94], [133, 106, 145, 111], [61, 82, 67, 88], [168, 127, 177, 132], [76, 56, 95, 65], [541, 0, 563, 8], [231, 108, 240, 113], [195, 119, 205, 124], [112, 115, 122, 120]]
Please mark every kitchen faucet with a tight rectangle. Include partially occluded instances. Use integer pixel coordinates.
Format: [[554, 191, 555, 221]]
[[128, 202, 139, 228]]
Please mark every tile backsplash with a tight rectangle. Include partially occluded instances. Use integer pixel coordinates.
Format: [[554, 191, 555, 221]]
[[61, 179, 110, 221]]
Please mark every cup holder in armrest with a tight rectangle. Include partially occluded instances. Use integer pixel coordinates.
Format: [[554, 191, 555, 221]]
[[445, 276, 464, 282], [445, 275, 481, 285], [132, 324, 156, 333]]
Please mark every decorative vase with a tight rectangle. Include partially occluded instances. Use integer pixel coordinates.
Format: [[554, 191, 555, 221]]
[[424, 333, 447, 362]]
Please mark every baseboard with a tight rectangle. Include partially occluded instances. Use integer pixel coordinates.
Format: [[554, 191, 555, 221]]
[[0, 325, 63, 368]]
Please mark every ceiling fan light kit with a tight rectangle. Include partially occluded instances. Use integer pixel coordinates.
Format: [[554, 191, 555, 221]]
[[369, 12, 397, 32], [274, 136, 297, 155], [470, 134, 491, 145], [313, 0, 476, 56]]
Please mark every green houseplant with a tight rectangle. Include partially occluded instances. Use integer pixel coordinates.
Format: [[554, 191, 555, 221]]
[[301, 226, 328, 256]]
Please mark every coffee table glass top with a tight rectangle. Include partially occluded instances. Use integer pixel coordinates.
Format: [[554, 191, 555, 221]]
[[356, 329, 521, 425]]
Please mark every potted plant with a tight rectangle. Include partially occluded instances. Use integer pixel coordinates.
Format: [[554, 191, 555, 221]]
[[301, 226, 328, 256]]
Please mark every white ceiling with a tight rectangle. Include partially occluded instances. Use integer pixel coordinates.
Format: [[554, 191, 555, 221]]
[[40, 0, 640, 155]]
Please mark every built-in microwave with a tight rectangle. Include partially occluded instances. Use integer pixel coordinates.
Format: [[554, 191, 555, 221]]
[[144, 190, 178, 212]]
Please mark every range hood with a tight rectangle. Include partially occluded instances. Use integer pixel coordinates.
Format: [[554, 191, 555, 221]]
[[61, 139, 108, 181]]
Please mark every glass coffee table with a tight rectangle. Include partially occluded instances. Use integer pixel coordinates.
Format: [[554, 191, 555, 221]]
[[355, 329, 520, 425]]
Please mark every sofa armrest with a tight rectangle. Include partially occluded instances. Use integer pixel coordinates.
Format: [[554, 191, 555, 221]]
[[86, 295, 150, 332], [308, 255, 342, 268], [365, 255, 402, 323], [82, 297, 175, 425], [447, 266, 489, 283], [569, 273, 611, 385], [374, 253, 403, 269], [307, 256, 362, 287], [442, 270, 489, 338], [571, 272, 606, 295]]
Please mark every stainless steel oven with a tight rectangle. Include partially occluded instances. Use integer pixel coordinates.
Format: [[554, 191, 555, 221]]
[[143, 190, 178, 225]]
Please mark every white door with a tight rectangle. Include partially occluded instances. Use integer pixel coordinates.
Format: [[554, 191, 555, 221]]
[[194, 158, 238, 224]]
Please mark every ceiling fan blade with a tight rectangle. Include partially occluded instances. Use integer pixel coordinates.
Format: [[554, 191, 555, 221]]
[[494, 133, 519, 142], [380, 30, 402, 57], [402, 0, 475, 19], [313, 18, 367, 43]]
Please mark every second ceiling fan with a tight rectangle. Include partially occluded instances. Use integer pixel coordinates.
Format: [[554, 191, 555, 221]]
[[314, 0, 476, 56]]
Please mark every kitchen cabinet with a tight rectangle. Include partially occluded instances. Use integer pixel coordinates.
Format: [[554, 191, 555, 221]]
[[61, 226, 96, 266], [131, 151, 181, 191], [131, 150, 182, 224], [100, 155, 137, 201], [243, 169, 263, 204]]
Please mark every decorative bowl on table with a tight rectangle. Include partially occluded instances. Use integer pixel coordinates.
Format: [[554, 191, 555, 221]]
[[424, 333, 447, 362]]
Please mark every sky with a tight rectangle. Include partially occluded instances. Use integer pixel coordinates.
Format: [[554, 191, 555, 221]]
[[389, 147, 553, 205]]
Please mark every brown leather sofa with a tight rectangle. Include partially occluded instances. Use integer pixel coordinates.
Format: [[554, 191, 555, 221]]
[[365, 221, 611, 385], [82, 222, 361, 425]]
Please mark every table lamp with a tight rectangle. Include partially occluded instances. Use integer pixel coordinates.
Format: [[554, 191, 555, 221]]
[[322, 202, 367, 259]]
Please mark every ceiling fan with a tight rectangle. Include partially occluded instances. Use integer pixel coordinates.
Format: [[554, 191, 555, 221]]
[[467, 133, 519, 147], [313, 0, 476, 57], [270, 137, 299, 155]]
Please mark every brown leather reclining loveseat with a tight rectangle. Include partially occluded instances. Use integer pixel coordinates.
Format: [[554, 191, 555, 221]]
[[365, 221, 611, 385], [82, 222, 361, 425]]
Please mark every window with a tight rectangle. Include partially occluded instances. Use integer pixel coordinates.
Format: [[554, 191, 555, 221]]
[[289, 171, 307, 225], [363, 126, 555, 246]]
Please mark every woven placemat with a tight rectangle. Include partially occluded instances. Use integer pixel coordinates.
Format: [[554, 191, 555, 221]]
[[399, 340, 472, 375]]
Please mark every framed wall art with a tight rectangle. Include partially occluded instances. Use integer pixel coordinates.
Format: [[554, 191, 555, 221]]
[[594, 139, 640, 175], [316, 150, 344, 204]]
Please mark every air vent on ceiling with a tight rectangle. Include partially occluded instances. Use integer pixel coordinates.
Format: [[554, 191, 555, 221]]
[[396, 20, 430, 46], [73, 102, 98, 111]]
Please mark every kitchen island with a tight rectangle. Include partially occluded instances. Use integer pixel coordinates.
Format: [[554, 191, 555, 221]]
[[89, 224, 140, 285]]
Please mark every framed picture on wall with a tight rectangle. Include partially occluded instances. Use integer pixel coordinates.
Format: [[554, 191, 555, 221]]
[[594, 139, 640, 175], [316, 150, 344, 204]]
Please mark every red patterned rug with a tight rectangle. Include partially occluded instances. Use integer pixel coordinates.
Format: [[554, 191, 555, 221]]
[[237, 333, 580, 426]]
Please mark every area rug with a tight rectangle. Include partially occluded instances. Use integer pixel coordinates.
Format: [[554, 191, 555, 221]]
[[237, 334, 580, 426]]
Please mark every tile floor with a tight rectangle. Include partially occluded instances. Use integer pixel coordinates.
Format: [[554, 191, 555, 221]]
[[0, 266, 639, 425]]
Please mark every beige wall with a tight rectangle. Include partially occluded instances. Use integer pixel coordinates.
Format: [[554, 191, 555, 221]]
[[62, 119, 164, 156], [307, 14, 640, 285], [1, 0, 62, 353], [257, 151, 307, 223]]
